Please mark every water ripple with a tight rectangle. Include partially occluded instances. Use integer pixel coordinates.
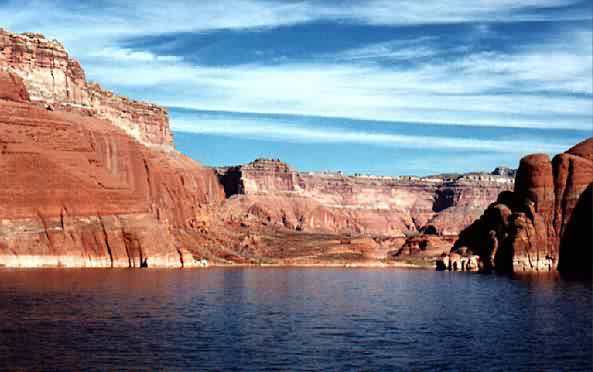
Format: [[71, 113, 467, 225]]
[[0, 268, 591, 371]]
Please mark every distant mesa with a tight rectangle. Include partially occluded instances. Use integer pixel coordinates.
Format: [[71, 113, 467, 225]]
[[213, 157, 515, 242]]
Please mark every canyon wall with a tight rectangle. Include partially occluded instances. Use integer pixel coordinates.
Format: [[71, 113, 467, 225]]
[[214, 159, 514, 238], [453, 138, 593, 273], [0, 70, 225, 267], [0, 29, 172, 148]]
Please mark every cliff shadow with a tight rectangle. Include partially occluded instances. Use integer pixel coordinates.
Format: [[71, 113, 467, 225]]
[[557, 183, 592, 278], [217, 167, 244, 198]]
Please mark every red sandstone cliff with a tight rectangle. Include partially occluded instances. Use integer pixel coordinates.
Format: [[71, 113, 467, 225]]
[[211, 159, 514, 265], [215, 159, 513, 237], [0, 29, 232, 267], [453, 138, 593, 273], [0, 29, 172, 147], [0, 71, 224, 267]]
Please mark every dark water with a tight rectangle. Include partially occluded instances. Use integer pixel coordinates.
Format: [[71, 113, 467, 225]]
[[0, 269, 591, 371]]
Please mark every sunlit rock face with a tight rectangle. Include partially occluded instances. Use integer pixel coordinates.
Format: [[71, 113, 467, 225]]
[[0, 28, 526, 268], [0, 28, 173, 148], [214, 159, 514, 238], [0, 68, 224, 268], [0, 71, 29, 102], [454, 138, 593, 273]]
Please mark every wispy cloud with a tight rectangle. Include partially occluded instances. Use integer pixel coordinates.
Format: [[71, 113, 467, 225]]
[[454, 29, 593, 94], [0, 0, 314, 43], [334, 37, 440, 61], [323, 0, 587, 25], [89, 47, 182, 62], [1, 0, 590, 132], [1, 1, 589, 47], [171, 116, 569, 154], [82, 27, 592, 130]]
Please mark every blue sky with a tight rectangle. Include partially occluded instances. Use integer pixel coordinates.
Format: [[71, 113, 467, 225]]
[[1, 0, 591, 175]]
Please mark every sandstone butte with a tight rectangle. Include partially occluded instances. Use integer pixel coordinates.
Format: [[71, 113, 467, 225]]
[[453, 137, 593, 274], [0, 28, 590, 272]]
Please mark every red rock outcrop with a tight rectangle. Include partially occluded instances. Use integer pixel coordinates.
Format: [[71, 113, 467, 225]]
[[555, 140, 593, 275], [453, 138, 593, 272], [0, 71, 224, 267], [210, 159, 514, 265], [0, 29, 172, 147], [391, 234, 456, 258], [215, 159, 514, 240], [0, 71, 29, 102]]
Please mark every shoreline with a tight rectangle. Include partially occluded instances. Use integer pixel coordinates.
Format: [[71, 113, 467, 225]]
[[1, 263, 584, 279], [0, 260, 433, 270]]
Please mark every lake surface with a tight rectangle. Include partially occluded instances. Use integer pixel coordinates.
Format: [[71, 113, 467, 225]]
[[0, 268, 591, 371]]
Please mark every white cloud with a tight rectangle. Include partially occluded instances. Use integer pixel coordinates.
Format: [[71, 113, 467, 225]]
[[171, 116, 569, 154], [1, 0, 590, 131], [0, 1, 588, 50], [0, 0, 316, 49], [83, 28, 593, 130], [89, 48, 182, 62], [455, 31, 593, 95], [325, 0, 585, 25], [334, 37, 440, 61]]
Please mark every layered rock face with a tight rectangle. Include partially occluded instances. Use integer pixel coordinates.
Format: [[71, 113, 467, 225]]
[[0, 70, 224, 268], [0, 29, 172, 147], [454, 138, 593, 273], [215, 159, 514, 238], [0, 71, 29, 101]]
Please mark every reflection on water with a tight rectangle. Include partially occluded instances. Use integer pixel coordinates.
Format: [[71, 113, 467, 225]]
[[0, 268, 591, 371]]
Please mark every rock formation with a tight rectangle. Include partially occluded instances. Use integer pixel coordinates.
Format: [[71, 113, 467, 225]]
[[0, 39, 224, 268], [453, 138, 593, 273], [558, 184, 592, 275], [491, 166, 517, 178], [0, 71, 29, 101], [209, 159, 514, 265], [215, 159, 514, 238], [0, 29, 173, 147], [390, 234, 456, 258]]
